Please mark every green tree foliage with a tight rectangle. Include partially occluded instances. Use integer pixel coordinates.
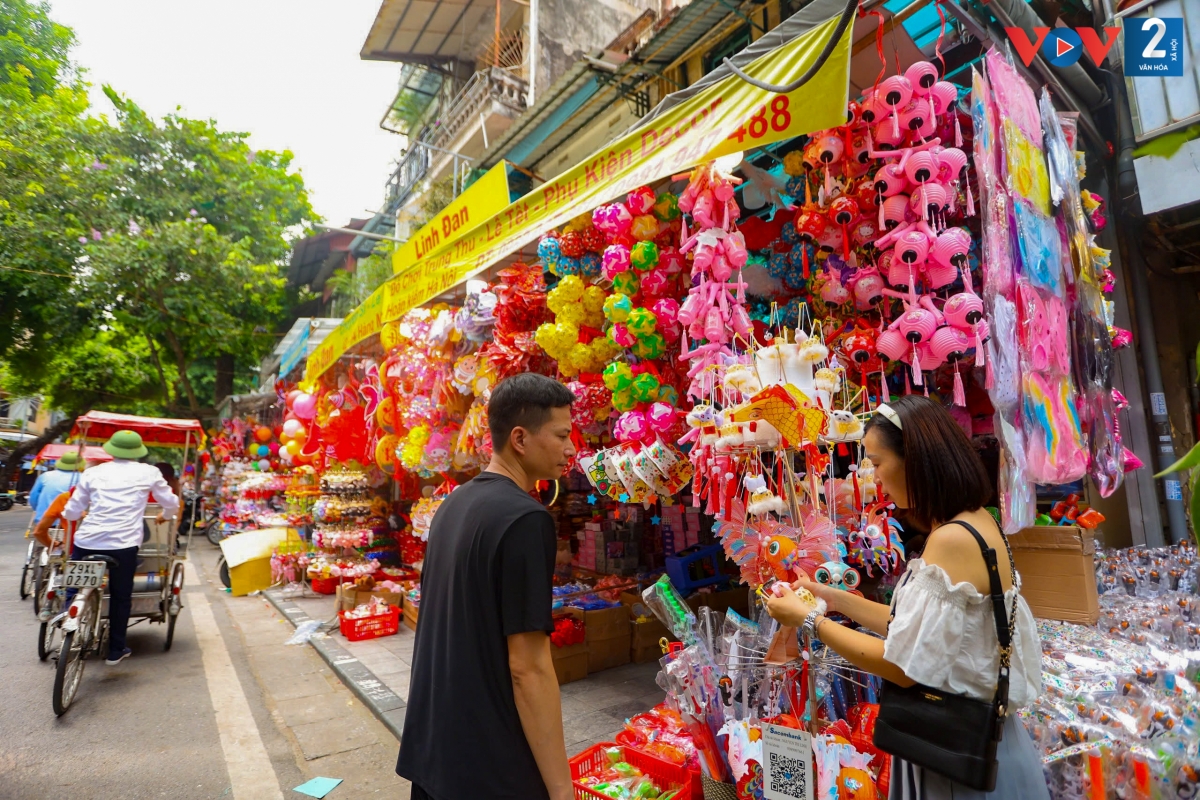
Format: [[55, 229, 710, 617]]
[[0, 0, 74, 101], [83, 220, 288, 412]]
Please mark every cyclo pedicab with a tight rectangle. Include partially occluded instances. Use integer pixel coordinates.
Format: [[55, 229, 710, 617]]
[[44, 411, 205, 716], [21, 443, 112, 612]]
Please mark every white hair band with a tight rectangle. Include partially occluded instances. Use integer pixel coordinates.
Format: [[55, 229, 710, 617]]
[[875, 403, 902, 430]]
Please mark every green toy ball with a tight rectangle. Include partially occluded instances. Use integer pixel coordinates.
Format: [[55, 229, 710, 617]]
[[611, 388, 636, 412], [625, 307, 658, 338], [603, 293, 633, 323], [631, 373, 661, 403], [654, 192, 681, 221], [630, 240, 659, 272], [632, 332, 666, 360], [611, 270, 640, 297], [603, 362, 635, 393]]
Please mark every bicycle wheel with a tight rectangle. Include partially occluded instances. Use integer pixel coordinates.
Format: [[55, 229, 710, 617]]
[[206, 521, 223, 546], [37, 569, 63, 661], [53, 591, 98, 716], [31, 562, 45, 614], [20, 541, 34, 600]]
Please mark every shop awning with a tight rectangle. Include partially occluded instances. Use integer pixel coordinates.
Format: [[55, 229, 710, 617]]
[[35, 443, 113, 464], [361, 0, 493, 66], [306, 9, 855, 382], [71, 411, 206, 449]]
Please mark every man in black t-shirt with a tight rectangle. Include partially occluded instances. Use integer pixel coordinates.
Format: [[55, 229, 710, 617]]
[[397, 373, 577, 800]]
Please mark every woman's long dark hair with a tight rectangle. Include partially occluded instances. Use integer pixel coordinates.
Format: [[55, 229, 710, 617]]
[[864, 395, 991, 528]]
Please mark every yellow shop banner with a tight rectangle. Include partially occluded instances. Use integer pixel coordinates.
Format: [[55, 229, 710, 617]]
[[307, 16, 851, 380], [391, 161, 512, 275]]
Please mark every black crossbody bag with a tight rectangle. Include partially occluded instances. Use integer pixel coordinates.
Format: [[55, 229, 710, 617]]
[[872, 519, 1018, 792]]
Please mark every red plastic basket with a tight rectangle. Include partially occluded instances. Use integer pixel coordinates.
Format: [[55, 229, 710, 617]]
[[570, 743, 692, 800], [338, 605, 400, 641], [310, 575, 349, 595]]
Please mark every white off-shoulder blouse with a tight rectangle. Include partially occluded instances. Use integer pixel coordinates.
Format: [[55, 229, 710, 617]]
[[882, 558, 1043, 709]]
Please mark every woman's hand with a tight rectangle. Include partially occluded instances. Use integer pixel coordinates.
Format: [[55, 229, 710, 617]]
[[794, 578, 842, 614], [765, 584, 815, 628]]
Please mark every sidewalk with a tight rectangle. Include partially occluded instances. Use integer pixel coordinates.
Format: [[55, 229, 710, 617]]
[[264, 588, 663, 755]]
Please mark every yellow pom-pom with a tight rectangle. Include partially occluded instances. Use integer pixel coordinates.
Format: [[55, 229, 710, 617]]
[[582, 285, 607, 313], [556, 274, 585, 301]]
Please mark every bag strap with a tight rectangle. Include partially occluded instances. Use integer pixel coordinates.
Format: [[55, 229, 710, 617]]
[[945, 519, 1016, 717]]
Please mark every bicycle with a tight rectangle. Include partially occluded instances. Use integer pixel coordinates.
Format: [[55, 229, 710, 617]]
[[53, 554, 114, 716], [19, 535, 41, 600]]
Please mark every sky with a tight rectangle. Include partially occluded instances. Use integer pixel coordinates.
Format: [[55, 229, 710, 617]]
[[49, 0, 404, 226]]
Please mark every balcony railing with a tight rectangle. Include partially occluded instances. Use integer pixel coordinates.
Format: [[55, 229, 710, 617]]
[[383, 67, 527, 214]]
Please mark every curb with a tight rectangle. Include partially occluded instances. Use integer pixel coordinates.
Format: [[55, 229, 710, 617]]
[[263, 589, 406, 741]]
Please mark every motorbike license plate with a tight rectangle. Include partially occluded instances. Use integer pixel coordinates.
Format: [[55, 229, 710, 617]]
[[63, 561, 106, 589]]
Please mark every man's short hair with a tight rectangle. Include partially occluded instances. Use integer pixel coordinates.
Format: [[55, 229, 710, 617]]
[[487, 374, 575, 452]]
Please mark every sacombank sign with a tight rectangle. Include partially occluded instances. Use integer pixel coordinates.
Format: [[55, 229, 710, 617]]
[[1004, 26, 1121, 68]]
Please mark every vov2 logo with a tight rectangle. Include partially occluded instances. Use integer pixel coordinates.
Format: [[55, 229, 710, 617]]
[[1004, 26, 1121, 68], [1006, 18, 1185, 77]]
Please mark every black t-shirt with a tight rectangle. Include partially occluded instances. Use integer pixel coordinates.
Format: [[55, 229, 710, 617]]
[[396, 472, 557, 800]]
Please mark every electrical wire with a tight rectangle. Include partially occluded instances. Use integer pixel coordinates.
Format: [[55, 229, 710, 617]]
[[721, 0, 860, 93]]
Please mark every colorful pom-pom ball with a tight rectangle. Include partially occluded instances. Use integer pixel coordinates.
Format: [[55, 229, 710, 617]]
[[604, 293, 633, 323], [608, 323, 636, 349], [659, 247, 686, 274], [627, 186, 656, 216], [630, 240, 659, 272], [555, 274, 585, 301], [647, 401, 676, 433], [785, 176, 807, 199], [639, 267, 670, 298], [579, 252, 601, 277], [559, 230, 585, 258], [601, 244, 631, 280], [649, 298, 679, 326], [603, 362, 634, 392], [611, 388, 637, 413], [625, 307, 658, 338], [538, 236, 561, 267], [611, 271, 640, 297], [582, 285, 607, 313], [631, 372, 661, 403], [632, 332, 666, 360], [557, 256, 582, 276], [654, 193, 681, 221], [582, 226, 607, 253], [614, 410, 649, 442], [631, 214, 659, 242], [657, 385, 679, 406]]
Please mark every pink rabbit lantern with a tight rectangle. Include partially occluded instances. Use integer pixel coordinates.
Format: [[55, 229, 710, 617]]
[[876, 327, 909, 361], [944, 290, 985, 329], [880, 194, 911, 231], [875, 163, 910, 198], [899, 98, 934, 136], [904, 150, 938, 185], [879, 75, 914, 138], [928, 326, 971, 363], [894, 307, 938, 344], [910, 182, 949, 221], [872, 119, 905, 150], [893, 228, 932, 265], [923, 259, 960, 290], [886, 254, 917, 290], [930, 227, 971, 271], [905, 61, 939, 94], [930, 81, 959, 117]]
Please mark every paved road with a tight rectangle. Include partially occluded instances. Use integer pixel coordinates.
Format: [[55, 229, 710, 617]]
[[0, 509, 306, 799]]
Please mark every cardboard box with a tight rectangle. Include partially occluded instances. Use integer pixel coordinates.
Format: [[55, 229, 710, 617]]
[[587, 630, 632, 673], [687, 587, 751, 618], [1008, 525, 1098, 625], [581, 605, 629, 642], [632, 641, 666, 664], [552, 643, 589, 684], [402, 596, 419, 632]]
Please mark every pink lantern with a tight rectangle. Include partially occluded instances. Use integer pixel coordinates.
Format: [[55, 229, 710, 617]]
[[614, 411, 649, 442], [647, 402, 676, 434]]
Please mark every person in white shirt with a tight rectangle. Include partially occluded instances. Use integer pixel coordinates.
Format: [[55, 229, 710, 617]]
[[62, 430, 180, 666]]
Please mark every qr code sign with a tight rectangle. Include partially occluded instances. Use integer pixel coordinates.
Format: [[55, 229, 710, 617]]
[[768, 752, 808, 798]]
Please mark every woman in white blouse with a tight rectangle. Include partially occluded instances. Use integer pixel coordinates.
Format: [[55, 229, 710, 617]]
[[766, 395, 1048, 799]]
